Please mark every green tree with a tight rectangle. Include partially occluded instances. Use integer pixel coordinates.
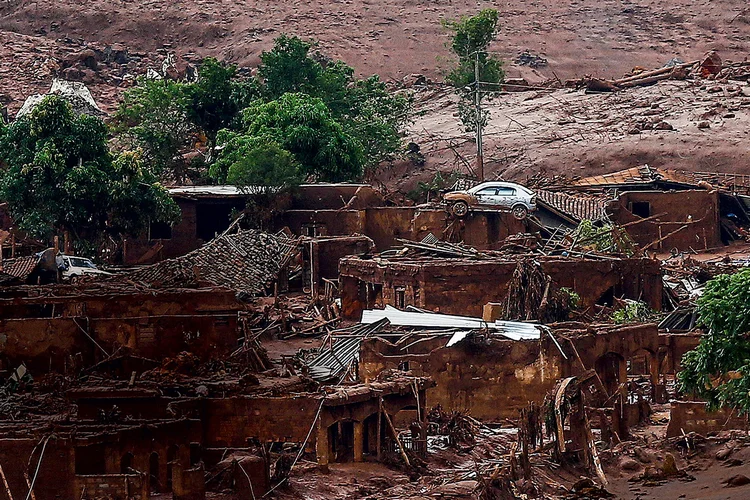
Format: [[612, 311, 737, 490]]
[[258, 35, 322, 98], [188, 57, 260, 144], [444, 9, 504, 132], [257, 35, 411, 169], [678, 269, 750, 413], [213, 133, 303, 192], [213, 93, 364, 183], [113, 77, 196, 183], [0, 96, 178, 245]]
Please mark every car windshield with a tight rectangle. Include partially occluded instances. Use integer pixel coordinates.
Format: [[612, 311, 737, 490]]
[[69, 257, 97, 269]]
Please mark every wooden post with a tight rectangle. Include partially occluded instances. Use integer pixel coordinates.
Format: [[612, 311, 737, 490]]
[[0, 463, 14, 500], [382, 407, 410, 467], [10, 233, 15, 258], [657, 225, 663, 250], [376, 398, 383, 461]]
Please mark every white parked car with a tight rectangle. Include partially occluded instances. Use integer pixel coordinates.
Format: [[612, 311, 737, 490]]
[[61, 255, 111, 282], [443, 181, 537, 219]]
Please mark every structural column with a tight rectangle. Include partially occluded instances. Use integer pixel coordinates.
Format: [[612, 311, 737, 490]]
[[353, 421, 364, 462], [315, 419, 329, 472]]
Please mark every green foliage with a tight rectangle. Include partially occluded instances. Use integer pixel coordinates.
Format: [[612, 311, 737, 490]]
[[678, 270, 750, 413], [113, 77, 196, 182], [610, 300, 653, 324], [443, 9, 505, 131], [407, 171, 461, 203], [188, 58, 240, 143], [0, 96, 178, 244], [113, 36, 411, 186], [221, 93, 365, 183], [445, 9, 500, 58], [571, 219, 634, 255], [560, 288, 580, 310], [257, 35, 411, 170], [224, 141, 303, 193], [258, 35, 323, 99]]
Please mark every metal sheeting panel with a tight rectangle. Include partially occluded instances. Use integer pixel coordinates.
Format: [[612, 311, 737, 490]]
[[362, 306, 541, 342]]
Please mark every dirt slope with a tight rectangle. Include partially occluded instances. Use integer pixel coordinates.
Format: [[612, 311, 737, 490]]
[[1, 0, 749, 107], [381, 78, 750, 191], [1, 0, 749, 184]]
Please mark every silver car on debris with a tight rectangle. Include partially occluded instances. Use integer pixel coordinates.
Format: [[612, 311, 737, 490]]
[[443, 181, 537, 219]]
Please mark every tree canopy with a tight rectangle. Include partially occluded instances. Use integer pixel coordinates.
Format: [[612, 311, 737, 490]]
[[0, 96, 179, 245], [113, 35, 411, 186], [444, 9, 504, 132], [213, 93, 364, 183], [678, 269, 750, 413]]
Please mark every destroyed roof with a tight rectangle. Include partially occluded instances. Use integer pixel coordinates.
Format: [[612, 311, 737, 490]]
[[307, 307, 543, 383], [169, 185, 246, 198], [307, 319, 390, 383], [568, 165, 701, 190], [116, 229, 299, 295], [0, 255, 38, 281], [535, 189, 609, 222]]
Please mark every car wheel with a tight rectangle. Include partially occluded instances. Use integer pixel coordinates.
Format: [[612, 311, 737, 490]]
[[512, 205, 528, 220], [69, 275, 79, 284], [451, 201, 469, 217]]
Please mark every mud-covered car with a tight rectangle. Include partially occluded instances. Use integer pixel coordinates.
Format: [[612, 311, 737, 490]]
[[443, 181, 537, 219]]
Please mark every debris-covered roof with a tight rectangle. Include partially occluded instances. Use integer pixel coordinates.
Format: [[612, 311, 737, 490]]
[[0, 255, 38, 281], [569, 165, 700, 190], [535, 189, 609, 222], [117, 229, 299, 295], [307, 319, 390, 383], [362, 305, 542, 341]]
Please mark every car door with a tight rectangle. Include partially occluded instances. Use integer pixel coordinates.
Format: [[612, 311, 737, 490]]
[[494, 187, 517, 208], [474, 187, 498, 206]]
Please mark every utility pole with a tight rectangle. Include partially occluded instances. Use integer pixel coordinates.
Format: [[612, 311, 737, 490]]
[[474, 51, 484, 181]]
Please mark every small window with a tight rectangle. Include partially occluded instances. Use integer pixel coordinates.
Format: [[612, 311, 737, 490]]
[[476, 188, 497, 196], [495, 187, 516, 196], [395, 287, 406, 309], [150, 221, 173, 240], [629, 201, 651, 218]]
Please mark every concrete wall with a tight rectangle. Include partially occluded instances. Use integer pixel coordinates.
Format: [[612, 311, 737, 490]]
[[339, 256, 663, 320], [76, 474, 147, 500], [359, 324, 660, 422], [607, 190, 721, 251], [0, 313, 240, 372], [360, 336, 560, 420], [666, 401, 748, 438]]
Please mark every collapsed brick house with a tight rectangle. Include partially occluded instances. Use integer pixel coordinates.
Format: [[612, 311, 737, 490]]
[[0, 230, 299, 372], [536, 165, 750, 251], [357, 322, 661, 433], [122, 184, 528, 265], [339, 251, 663, 320]]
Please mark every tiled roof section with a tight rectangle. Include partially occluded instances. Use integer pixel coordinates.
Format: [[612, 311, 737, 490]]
[[570, 165, 700, 188], [118, 230, 299, 295], [1, 255, 38, 279], [536, 190, 610, 222]]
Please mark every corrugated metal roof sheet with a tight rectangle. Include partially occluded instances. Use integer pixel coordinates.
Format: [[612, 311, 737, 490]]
[[307, 319, 390, 383]]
